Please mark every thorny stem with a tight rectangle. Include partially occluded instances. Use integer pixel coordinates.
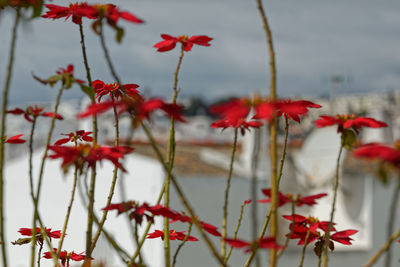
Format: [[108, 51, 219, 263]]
[[57, 164, 79, 256], [0, 9, 20, 267], [99, 21, 122, 84], [172, 222, 193, 267], [277, 201, 296, 257], [384, 177, 400, 267], [363, 227, 400, 267], [299, 230, 311, 267], [31, 84, 65, 266], [78, 22, 98, 261], [164, 45, 185, 267], [221, 128, 238, 260], [89, 96, 120, 254], [29, 118, 37, 267], [37, 241, 43, 267], [277, 116, 289, 187], [255, 0, 278, 266], [322, 144, 344, 267], [225, 200, 249, 264], [139, 122, 227, 266]]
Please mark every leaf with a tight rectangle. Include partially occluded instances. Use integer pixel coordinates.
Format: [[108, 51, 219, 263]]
[[377, 163, 390, 185], [80, 84, 95, 100], [342, 129, 356, 149], [64, 75, 73, 89], [31, 0, 44, 18], [115, 26, 124, 43], [11, 238, 32, 245]]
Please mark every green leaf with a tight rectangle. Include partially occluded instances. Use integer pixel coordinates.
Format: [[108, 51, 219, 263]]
[[342, 130, 356, 149], [11, 238, 32, 245], [377, 163, 390, 185], [115, 26, 124, 43], [80, 84, 95, 100], [31, 0, 44, 18], [64, 75, 73, 89]]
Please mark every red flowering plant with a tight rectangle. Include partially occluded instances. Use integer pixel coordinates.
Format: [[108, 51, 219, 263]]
[[33, 64, 85, 89], [314, 114, 387, 148], [147, 229, 199, 241], [7, 106, 63, 123], [274, 99, 322, 123], [2, 134, 26, 144], [54, 130, 93, 146], [43, 248, 89, 267], [258, 188, 327, 207], [93, 79, 139, 102], [47, 143, 134, 173], [1, 0, 44, 18], [282, 214, 358, 256], [42, 2, 97, 24], [78, 93, 185, 127], [154, 34, 213, 52], [11, 227, 61, 245]]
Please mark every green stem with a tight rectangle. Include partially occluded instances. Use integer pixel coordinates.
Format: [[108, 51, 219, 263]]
[[31, 85, 64, 265], [36, 214, 59, 266], [224, 200, 248, 264], [37, 241, 43, 267], [164, 45, 185, 267], [322, 144, 344, 267], [255, 0, 278, 265], [277, 201, 295, 257], [89, 96, 120, 254], [57, 165, 79, 256], [277, 116, 289, 187], [221, 128, 238, 260], [99, 21, 121, 84], [363, 227, 400, 267], [299, 231, 310, 267], [29, 118, 37, 267], [0, 9, 20, 267], [384, 177, 400, 267], [172, 222, 193, 267]]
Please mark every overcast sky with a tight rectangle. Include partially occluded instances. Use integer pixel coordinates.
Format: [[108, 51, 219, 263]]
[[1, 0, 400, 104]]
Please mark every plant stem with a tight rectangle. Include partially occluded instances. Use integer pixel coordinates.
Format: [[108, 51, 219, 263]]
[[99, 21, 121, 84], [299, 231, 310, 267], [78, 22, 98, 261], [172, 222, 193, 267], [255, 0, 278, 266], [37, 241, 43, 267], [363, 227, 400, 267], [164, 45, 185, 267], [277, 201, 295, 257], [224, 200, 248, 264], [57, 165, 79, 255], [29, 118, 37, 267], [277, 116, 289, 187], [322, 144, 344, 267], [140, 122, 227, 266], [384, 177, 400, 267], [89, 96, 120, 254], [0, 9, 20, 267], [221, 128, 238, 260], [31, 84, 65, 266]]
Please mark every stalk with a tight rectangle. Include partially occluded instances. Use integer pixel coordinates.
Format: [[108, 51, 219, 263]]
[[298, 230, 310, 267], [0, 9, 20, 267], [224, 200, 249, 264], [221, 128, 238, 260], [29, 118, 37, 267], [255, 0, 278, 266], [322, 144, 344, 267], [277, 201, 296, 257]]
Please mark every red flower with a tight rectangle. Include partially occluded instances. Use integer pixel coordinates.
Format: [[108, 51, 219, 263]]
[[225, 237, 282, 253], [43, 248, 89, 267], [275, 100, 322, 123], [154, 34, 212, 52], [18, 227, 61, 239], [330, 229, 358, 245], [7, 106, 63, 122], [93, 79, 139, 102], [314, 114, 387, 133], [211, 119, 263, 136], [258, 189, 327, 207], [48, 144, 134, 172], [4, 134, 26, 144], [147, 229, 198, 241], [77, 95, 185, 125], [93, 4, 143, 25], [54, 130, 93, 146], [33, 64, 84, 89], [353, 143, 400, 168], [42, 3, 97, 24]]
